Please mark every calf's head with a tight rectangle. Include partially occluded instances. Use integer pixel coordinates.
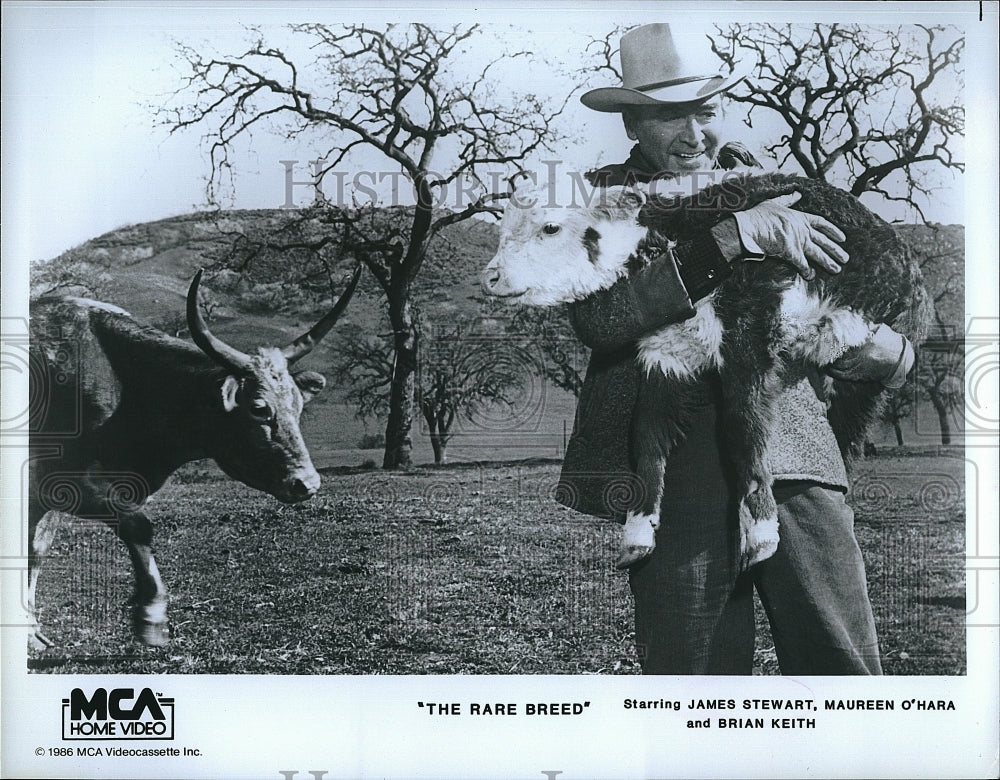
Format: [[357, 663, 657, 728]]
[[187, 268, 359, 503], [481, 185, 648, 306]]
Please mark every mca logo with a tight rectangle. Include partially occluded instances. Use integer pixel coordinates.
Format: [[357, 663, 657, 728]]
[[62, 688, 174, 740]]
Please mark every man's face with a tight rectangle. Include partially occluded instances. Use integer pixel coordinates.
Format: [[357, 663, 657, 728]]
[[623, 100, 721, 174]]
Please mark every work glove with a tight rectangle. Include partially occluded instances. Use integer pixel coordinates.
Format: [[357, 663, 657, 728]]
[[827, 322, 915, 388], [733, 192, 850, 279]]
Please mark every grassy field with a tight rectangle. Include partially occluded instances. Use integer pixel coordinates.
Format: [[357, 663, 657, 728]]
[[28, 452, 965, 675]]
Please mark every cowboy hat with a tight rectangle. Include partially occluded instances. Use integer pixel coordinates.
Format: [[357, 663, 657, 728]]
[[581, 23, 747, 112]]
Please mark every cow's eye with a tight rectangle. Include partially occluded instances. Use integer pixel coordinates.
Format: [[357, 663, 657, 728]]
[[542, 223, 561, 235], [249, 399, 273, 420]]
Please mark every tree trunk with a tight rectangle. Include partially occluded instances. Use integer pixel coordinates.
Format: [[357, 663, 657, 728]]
[[928, 390, 953, 446], [383, 284, 417, 470], [383, 177, 433, 471], [893, 422, 904, 447], [430, 432, 447, 465]]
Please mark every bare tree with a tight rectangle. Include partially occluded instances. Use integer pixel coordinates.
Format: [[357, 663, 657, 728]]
[[159, 23, 570, 468], [710, 23, 964, 221], [331, 320, 525, 465], [417, 321, 527, 465], [329, 324, 396, 424], [910, 225, 964, 444], [878, 382, 915, 446], [504, 307, 587, 397], [917, 333, 963, 446], [873, 224, 963, 445]]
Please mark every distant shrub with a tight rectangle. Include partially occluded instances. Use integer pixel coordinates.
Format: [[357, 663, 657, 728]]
[[171, 462, 227, 484], [358, 432, 385, 450], [239, 282, 288, 313], [209, 269, 243, 293], [358, 458, 378, 470]]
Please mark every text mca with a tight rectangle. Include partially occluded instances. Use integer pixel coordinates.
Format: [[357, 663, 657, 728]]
[[62, 688, 175, 740]]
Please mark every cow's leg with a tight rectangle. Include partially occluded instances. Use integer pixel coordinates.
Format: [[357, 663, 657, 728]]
[[76, 475, 169, 646], [27, 501, 59, 649], [113, 510, 169, 646], [616, 376, 690, 570]]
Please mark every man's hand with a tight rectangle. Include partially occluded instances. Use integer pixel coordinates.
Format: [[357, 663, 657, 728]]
[[827, 323, 915, 388], [733, 192, 850, 280]]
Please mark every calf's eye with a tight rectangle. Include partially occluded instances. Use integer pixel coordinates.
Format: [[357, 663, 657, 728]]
[[542, 223, 561, 235]]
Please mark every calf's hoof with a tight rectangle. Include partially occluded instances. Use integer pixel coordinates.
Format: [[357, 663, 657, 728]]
[[615, 545, 655, 570], [739, 516, 780, 571], [617, 511, 659, 569]]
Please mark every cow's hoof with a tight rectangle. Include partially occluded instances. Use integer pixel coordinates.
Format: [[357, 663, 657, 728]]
[[134, 620, 170, 647], [615, 545, 654, 570], [132, 603, 170, 646], [28, 629, 55, 651]]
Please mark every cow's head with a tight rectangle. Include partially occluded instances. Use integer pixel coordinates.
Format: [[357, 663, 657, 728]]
[[186, 267, 360, 504], [481, 185, 648, 306]]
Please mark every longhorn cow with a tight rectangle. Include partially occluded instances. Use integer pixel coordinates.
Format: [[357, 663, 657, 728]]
[[28, 267, 360, 647]]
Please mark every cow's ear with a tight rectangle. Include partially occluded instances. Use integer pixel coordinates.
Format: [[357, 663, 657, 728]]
[[221, 376, 240, 412], [294, 370, 326, 403]]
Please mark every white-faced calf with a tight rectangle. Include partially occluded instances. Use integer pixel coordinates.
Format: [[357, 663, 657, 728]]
[[483, 173, 929, 569]]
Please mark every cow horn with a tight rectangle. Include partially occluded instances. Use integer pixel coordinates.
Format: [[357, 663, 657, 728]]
[[187, 269, 253, 373], [282, 264, 362, 363]]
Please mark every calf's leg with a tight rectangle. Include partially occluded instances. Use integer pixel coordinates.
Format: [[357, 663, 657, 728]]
[[719, 366, 782, 571], [617, 376, 692, 569]]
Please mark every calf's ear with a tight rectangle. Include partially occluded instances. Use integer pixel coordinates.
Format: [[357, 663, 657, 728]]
[[221, 376, 240, 412], [597, 185, 646, 220], [294, 370, 327, 403]]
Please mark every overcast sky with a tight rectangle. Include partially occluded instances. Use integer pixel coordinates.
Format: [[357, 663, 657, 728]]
[[1, 2, 993, 270]]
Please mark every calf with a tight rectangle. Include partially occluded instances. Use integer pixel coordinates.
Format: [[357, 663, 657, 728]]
[[482, 173, 929, 569], [28, 267, 359, 646]]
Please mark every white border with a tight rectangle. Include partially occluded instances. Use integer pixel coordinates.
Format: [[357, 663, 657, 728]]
[[2, 2, 997, 778]]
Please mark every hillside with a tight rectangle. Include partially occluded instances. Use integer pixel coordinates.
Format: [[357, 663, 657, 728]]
[[29, 208, 576, 466], [30, 208, 501, 335], [895, 223, 964, 336]]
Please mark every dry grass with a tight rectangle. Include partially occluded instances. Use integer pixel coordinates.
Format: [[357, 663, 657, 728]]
[[28, 454, 965, 675]]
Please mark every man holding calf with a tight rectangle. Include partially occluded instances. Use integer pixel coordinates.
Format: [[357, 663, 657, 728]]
[[559, 23, 913, 674]]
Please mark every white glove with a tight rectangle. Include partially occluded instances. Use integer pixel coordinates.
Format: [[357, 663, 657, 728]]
[[733, 192, 850, 280]]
